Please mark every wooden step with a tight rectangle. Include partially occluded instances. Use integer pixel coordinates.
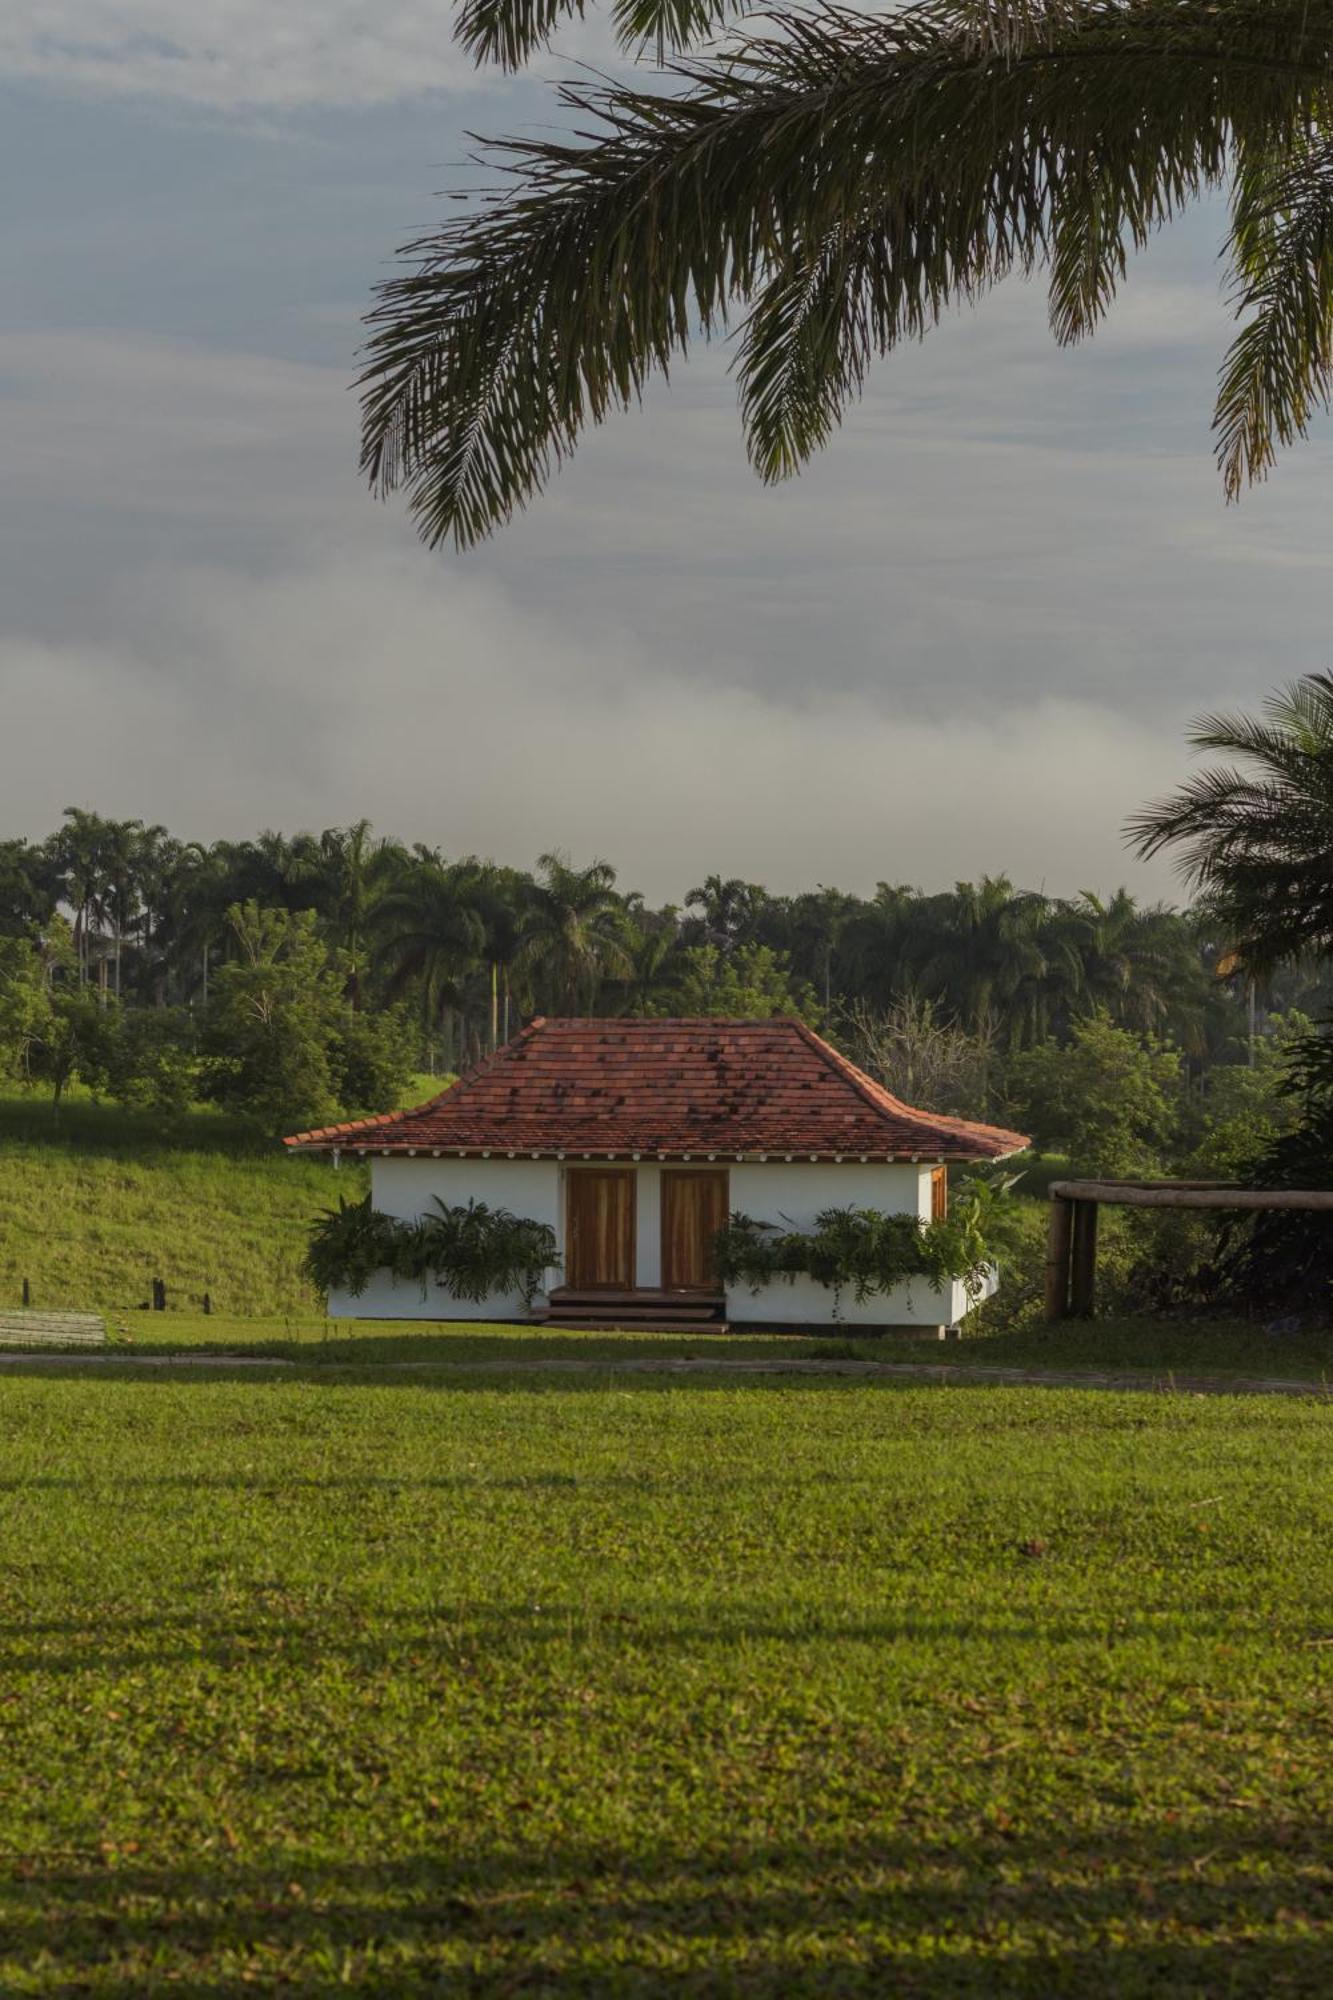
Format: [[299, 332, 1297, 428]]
[[536, 1316, 731, 1334], [545, 1296, 723, 1315], [548, 1296, 721, 1313], [548, 1289, 725, 1308]]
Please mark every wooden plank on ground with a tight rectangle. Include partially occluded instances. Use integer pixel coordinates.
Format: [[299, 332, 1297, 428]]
[[0, 1311, 107, 1348]]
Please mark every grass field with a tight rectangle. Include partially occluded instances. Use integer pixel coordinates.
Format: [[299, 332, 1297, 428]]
[[2, 1343, 1332, 1995], [0, 1086, 386, 1319]]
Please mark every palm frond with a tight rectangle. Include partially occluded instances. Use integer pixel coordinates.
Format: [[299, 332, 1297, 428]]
[[1216, 131, 1333, 498], [455, 0, 750, 70], [362, 0, 1333, 546]]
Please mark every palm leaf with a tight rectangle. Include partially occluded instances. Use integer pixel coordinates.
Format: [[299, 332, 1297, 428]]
[[362, 0, 1333, 546]]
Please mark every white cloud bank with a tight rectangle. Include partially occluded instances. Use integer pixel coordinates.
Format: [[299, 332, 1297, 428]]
[[0, 549, 1192, 901], [1, 1, 488, 108]]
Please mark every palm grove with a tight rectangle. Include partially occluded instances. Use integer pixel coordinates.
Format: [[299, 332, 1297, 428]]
[[0, 794, 1318, 1175]]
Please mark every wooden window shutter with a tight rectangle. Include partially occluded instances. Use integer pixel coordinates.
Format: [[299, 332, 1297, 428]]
[[930, 1167, 948, 1223]]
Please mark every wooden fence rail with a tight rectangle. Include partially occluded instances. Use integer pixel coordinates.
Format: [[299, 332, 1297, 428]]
[[1044, 1180, 1333, 1321]]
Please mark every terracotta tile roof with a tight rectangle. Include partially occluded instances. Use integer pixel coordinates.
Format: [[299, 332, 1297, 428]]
[[284, 1017, 1027, 1163]]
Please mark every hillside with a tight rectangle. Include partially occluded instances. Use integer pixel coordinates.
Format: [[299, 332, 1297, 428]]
[[0, 1087, 396, 1319]]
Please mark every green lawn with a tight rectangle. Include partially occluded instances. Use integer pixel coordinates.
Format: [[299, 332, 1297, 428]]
[[0, 1087, 361, 1317], [2, 1356, 1331, 1994], [65, 1306, 1333, 1386]]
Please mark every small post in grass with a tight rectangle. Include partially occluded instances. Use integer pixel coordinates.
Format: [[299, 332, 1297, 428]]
[[1069, 1201, 1099, 1319], [152, 1277, 166, 1312], [21, 1277, 29, 1308], [1044, 1196, 1073, 1321]]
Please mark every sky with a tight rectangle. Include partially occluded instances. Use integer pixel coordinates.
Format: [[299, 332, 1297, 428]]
[[3, 4, 1332, 906]]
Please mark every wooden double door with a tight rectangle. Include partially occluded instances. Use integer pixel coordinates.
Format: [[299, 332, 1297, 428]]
[[563, 1168, 729, 1292]]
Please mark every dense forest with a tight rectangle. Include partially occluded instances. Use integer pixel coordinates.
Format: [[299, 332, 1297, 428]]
[[0, 807, 1321, 1145]]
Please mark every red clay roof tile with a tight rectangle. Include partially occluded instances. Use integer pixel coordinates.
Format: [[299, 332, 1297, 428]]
[[283, 1017, 1027, 1163]]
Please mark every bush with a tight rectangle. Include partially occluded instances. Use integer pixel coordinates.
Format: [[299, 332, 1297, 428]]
[[105, 1007, 196, 1115], [712, 1176, 1016, 1317], [306, 1194, 559, 1309]]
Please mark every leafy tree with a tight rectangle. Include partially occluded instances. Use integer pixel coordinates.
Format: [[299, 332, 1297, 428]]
[[200, 903, 346, 1130], [1180, 1012, 1308, 1180], [1129, 673, 1333, 974], [0, 936, 53, 1082], [29, 986, 116, 1106], [643, 941, 819, 1020], [1005, 1012, 1182, 1177], [1220, 1023, 1333, 1308], [359, 0, 1333, 547], [330, 1008, 418, 1116], [105, 1007, 197, 1116]]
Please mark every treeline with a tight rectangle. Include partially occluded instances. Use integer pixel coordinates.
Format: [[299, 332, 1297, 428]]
[[0, 807, 1318, 1132]]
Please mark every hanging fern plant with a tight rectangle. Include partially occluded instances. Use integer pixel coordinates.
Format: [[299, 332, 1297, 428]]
[[306, 1193, 558, 1308], [712, 1176, 1016, 1317]]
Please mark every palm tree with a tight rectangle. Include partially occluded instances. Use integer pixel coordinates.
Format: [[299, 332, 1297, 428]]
[[1127, 672, 1333, 973], [360, 0, 1333, 548], [318, 821, 407, 1010], [914, 877, 1050, 1043], [1067, 888, 1205, 1039], [371, 861, 487, 1069], [518, 852, 633, 1013], [682, 876, 768, 952]]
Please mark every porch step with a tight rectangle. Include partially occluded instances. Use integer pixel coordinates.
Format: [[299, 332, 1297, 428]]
[[537, 1315, 732, 1334], [540, 1287, 728, 1332]]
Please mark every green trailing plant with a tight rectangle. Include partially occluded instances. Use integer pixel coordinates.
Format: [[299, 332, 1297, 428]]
[[395, 1198, 559, 1307], [305, 1193, 558, 1308], [712, 1176, 1016, 1316], [306, 1194, 400, 1299]]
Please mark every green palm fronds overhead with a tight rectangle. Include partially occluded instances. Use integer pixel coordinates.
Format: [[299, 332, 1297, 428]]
[[360, 0, 1333, 547]]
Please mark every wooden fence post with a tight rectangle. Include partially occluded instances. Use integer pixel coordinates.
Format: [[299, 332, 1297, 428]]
[[1045, 1196, 1073, 1321], [1069, 1201, 1099, 1319]]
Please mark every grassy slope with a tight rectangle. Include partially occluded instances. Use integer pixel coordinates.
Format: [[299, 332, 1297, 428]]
[[0, 1088, 363, 1318], [1, 1363, 1331, 1995]]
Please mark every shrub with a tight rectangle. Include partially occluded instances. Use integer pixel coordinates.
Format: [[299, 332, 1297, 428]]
[[712, 1175, 1016, 1317], [306, 1194, 558, 1309]]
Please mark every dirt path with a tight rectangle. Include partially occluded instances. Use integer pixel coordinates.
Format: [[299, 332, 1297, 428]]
[[0, 1350, 1330, 1398]]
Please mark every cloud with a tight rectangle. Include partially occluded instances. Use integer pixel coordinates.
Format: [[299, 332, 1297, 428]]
[[1, 1, 489, 109], [1, 309, 1329, 905], [0, 548, 1191, 901]]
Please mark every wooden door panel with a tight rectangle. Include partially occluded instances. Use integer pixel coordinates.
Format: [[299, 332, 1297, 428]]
[[661, 1171, 729, 1292], [565, 1170, 636, 1289]]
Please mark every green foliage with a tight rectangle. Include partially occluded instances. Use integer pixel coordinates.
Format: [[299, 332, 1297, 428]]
[[305, 1193, 400, 1299], [306, 1193, 559, 1308], [200, 903, 346, 1130], [1220, 1022, 1333, 1310], [104, 1006, 196, 1116], [329, 1006, 417, 1117], [641, 941, 819, 1022], [29, 985, 117, 1106], [1005, 1012, 1182, 1177], [713, 1179, 1013, 1314], [359, 0, 1333, 548], [1181, 1014, 1308, 1181], [1129, 674, 1333, 972], [0, 936, 52, 1082]]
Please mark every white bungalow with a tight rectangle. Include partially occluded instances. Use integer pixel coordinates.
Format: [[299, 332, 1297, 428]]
[[284, 1017, 1027, 1332]]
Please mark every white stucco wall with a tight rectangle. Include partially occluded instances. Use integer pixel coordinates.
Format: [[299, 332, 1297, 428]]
[[322, 1154, 989, 1328]]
